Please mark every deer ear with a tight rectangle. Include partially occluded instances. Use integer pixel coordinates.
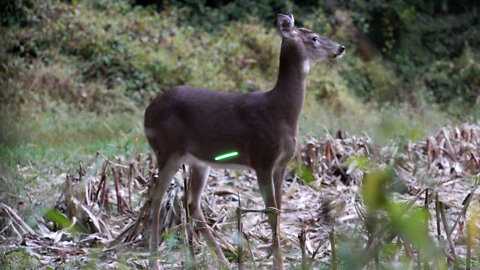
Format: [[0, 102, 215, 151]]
[[277, 13, 295, 38]]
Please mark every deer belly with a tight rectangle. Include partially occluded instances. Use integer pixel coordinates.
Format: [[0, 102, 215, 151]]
[[182, 153, 252, 171]]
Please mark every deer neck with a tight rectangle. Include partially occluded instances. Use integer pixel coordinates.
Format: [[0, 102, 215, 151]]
[[269, 39, 308, 134]]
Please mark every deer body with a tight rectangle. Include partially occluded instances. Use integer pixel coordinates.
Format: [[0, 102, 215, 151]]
[[144, 13, 344, 269], [145, 85, 299, 170]]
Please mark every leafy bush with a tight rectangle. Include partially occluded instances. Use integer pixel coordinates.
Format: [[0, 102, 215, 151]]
[[340, 0, 480, 106], [425, 45, 480, 106]]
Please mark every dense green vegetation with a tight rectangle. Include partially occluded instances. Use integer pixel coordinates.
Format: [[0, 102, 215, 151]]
[[0, 0, 479, 267], [142, 0, 480, 106]]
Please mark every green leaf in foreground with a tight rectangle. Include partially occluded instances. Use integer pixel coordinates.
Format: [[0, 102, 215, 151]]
[[44, 208, 82, 232], [292, 164, 316, 184], [362, 169, 394, 210]]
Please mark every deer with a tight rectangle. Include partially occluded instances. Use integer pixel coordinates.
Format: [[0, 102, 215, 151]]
[[144, 13, 345, 269]]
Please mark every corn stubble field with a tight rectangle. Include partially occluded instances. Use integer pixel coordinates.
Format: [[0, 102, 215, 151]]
[[1, 124, 479, 269], [1, 1, 480, 269]]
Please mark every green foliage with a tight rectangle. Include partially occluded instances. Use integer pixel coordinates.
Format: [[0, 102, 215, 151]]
[[353, 166, 448, 269], [0, 248, 42, 269], [0, 0, 55, 27], [342, 0, 480, 106], [162, 232, 180, 250], [154, 0, 480, 108], [424, 45, 480, 106], [45, 208, 81, 231], [292, 163, 316, 184], [157, 0, 293, 32], [362, 169, 394, 209]]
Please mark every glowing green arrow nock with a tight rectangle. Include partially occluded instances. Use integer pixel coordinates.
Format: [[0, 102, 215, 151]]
[[214, 151, 239, 161]]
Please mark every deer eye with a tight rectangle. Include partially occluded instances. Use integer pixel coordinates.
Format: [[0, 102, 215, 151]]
[[312, 36, 319, 42]]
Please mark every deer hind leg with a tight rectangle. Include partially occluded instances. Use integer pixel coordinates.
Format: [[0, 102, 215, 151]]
[[256, 168, 284, 270], [150, 154, 182, 261], [188, 163, 228, 267]]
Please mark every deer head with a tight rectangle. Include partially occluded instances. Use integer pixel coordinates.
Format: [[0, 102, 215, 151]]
[[277, 13, 345, 74]]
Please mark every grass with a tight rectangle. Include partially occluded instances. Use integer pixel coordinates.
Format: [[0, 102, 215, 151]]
[[0, 105, 148, 218], [1, 110, 146, 168], [300, 94, 455, 145]]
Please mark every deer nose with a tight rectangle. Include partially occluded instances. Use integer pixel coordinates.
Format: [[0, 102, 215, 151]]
[[339, 45, 345, 54]]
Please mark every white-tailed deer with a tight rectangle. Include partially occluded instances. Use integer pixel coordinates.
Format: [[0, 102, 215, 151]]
[[144, 13, 344, 269]]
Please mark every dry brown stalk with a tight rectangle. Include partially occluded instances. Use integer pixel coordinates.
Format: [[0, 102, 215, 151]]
[[81, 204, 103, 235], [127, 199, 152, 243], [78, 163, 83, 183], [0, 203, 36, 236], [85, 180, 92, 206], [237, 207, 281, 215], [236, 196, 244, 270], [406, 188, 428, 210], [298, 229, 307, 270], [439, 201, 457, 259], [7, 219, 22, 239], [401, 236, 416, 262], [0, 220, 13, 235], [471, 153, 479, 166], [182, 166, 196, 268], [209, 228, 236, 253], [102, 238, 142, 253], [466, 231, 472, 270], [284, 175, 297, 198], [128, 162, 133, 209], [64, 174, 76, 219], [243, 231, 258, 270], [325, 140, 332, 164], [112, 168, 123, 214], [120, 197, 132, 212], [97, 151, 130, 169], [135, 174, 148, 186], [425, 189, 430, 233], [470, 128, 474, 144], [329, 145, 348, 181], [94, 161, 108, 204], [4, 192, 25, 201], [465, 205, 477, 270], [354, 202, 366, 222], [435, 193, 442, 239], [99, 166, 110, 214], [94, 152, 100, 177], [442, 128, 457, 161], [424, 188, 429, 209], [427, 139, 431, 169], [329, 229, 337, 270], [306, 142, 317, 172], [25, 188, 33, 204], [447, 183, 478, 241]]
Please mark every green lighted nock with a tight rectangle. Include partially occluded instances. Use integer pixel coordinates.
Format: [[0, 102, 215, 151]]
[[214, 151, 239, 161]]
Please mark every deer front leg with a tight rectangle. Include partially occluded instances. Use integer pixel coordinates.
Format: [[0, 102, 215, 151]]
[[256, 168, 284, 270], [150, 156, 181, 269], [188, 163, 228, 268], [273, 166, 286, 211]]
